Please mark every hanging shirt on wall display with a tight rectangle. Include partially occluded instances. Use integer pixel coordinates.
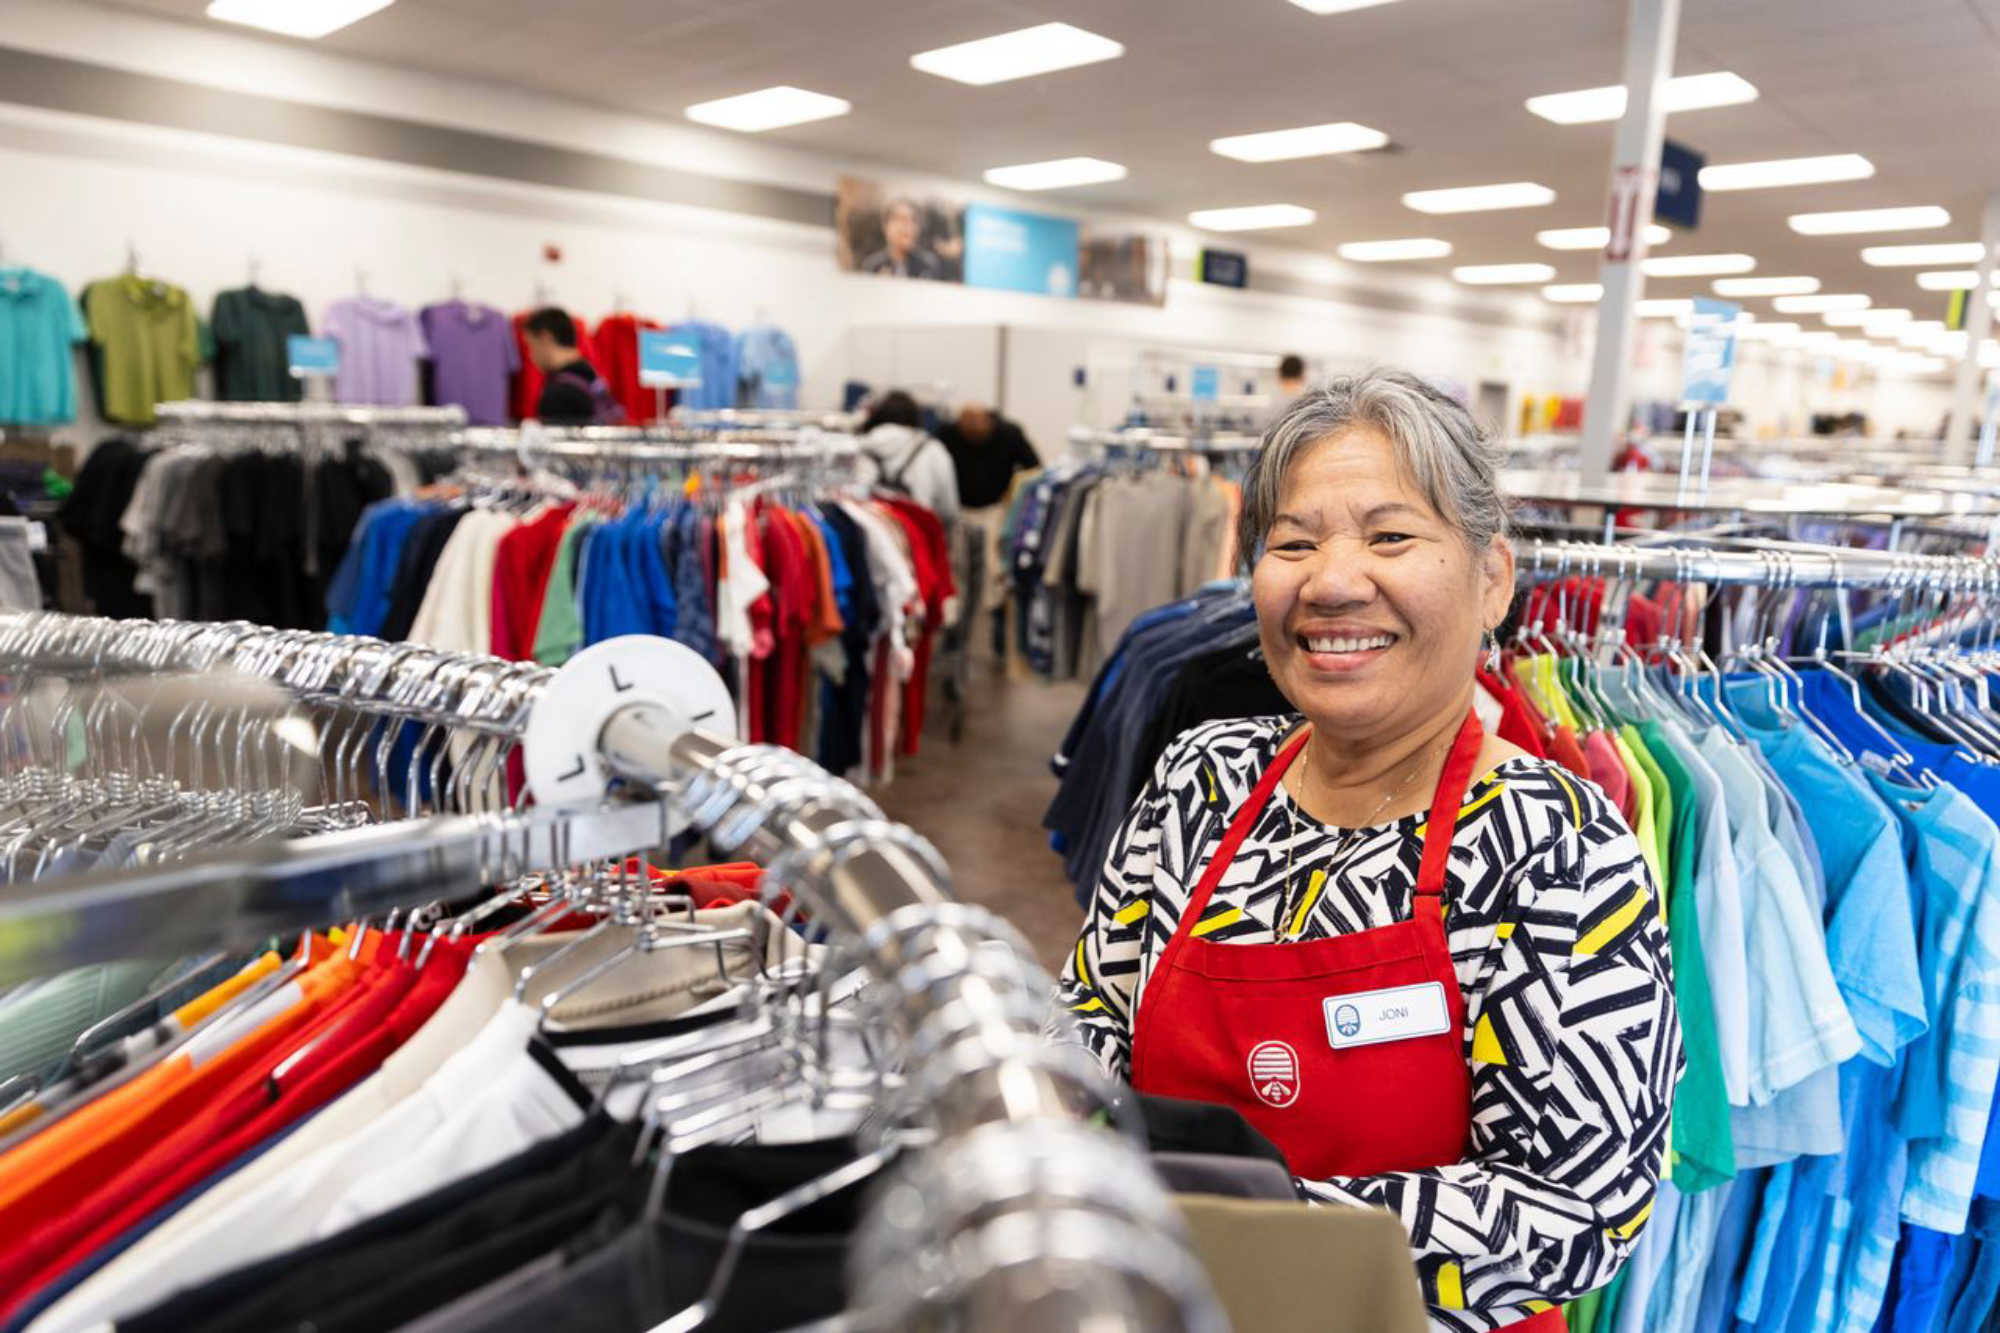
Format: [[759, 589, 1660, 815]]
[[420, 301, 518, 426], [734, 325, 800, 409], [0, 267, 87, 425], [322, 296, 428, 407], [210, 287, 311, 402], [81, 276, 203, 426], [594, 313, 664, 425]]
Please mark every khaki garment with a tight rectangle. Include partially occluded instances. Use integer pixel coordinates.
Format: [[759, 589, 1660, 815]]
[[1176, 1194, 1430, 1333]]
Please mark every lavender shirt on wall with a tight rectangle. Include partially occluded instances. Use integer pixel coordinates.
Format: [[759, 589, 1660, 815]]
[[322, 296, 427, 407], [420, 300, 520, 425]]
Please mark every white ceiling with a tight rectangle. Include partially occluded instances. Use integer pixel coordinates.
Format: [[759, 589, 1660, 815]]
[[102, 0, 2000, 327]]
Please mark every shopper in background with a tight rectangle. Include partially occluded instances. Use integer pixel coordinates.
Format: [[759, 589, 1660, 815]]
[[1057, 369, 1677, 1332], [1277, 352, 1308, 400], [858, 390, 959, 522], [521, 307, 615, 424], [937, 403, 1039, 511], [861, 199, 949, 280]]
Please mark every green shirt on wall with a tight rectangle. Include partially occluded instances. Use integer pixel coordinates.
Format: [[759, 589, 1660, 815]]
[[82, 275, 201, 425], [212, 286, 311, 402]]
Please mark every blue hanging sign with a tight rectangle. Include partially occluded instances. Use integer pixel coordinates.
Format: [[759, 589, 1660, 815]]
[[1656, 138, 1705, 231], [1680, 297, 1741, 405], [1191, 365, 1221, 402], [639, 330, 703, 388], [287, 335, 340, 378], [1199, 249, 1249, 288], [964, 203, 1079, 298]]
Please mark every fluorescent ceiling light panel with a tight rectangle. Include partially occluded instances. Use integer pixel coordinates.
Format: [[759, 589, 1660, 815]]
[[205, 0, 392, 37], [1211, 122, 1389, 162], [1188, 204, 1316, 231], [1403, 182, 1555, 214], [1930, 331, 1970, 354], [1524, 71, 1759, 125], [1712, 275, 1819, 297], [1773, 293, 1871, 313], [684, 85, 850, 132], [1637, 298, 1695, 317], [1822, 310, 1871, 327], [1451, 263, 1556, 285], [1337, 238, 1452, 262], [910, 23, 1123, 85], [1795, 331, 1841, 349], [982, 157, 1127, 190], [1898, 322, 1945, 346], [1541, 284, 1604, 303], [1788, 205, 1951, 235], [1861, 242, 1986, 267], [1738, 322, 1801, 341], [1288, 0, 1402, 12], [1916, 270, 1999, 291], [1861, 309, 1913, 332], [1699, 154, 1874, 192], [1642, 252, 1755, 277], [1535, 224, 1671, 250]]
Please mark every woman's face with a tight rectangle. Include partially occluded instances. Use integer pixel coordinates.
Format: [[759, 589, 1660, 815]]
[[1252, 424, 1514, 747]]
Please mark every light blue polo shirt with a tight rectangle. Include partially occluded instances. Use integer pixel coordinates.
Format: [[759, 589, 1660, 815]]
[[0, 268, 86, 424]]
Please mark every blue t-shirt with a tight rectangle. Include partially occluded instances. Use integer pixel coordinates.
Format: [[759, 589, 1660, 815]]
[[0, 268, 87, 424]]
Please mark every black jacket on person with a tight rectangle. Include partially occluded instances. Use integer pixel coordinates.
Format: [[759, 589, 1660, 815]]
[[937, 415, 1040, 508]]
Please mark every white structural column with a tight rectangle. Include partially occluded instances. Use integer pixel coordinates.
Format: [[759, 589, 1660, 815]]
[[1943, 192, 2000, 463], [1578, 0, 1683, 483]]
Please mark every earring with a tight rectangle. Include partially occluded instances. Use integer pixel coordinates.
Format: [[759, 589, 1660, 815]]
[[1482, 627, 1501, 674]]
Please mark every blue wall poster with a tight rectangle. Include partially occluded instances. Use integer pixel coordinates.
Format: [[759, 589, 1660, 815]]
[[287, 335, 340, 378], [964, 203, 1080, 298], [1680, 297, 1740, 405], [1191, 365, 1221, 402], [639, 330, 703, 388]]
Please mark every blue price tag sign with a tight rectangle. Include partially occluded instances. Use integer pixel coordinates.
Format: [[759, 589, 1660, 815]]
[[1681, 297, 1740, 406], [1191, 365, 1221, 402], [287, 335, 340, 378], [639, 330, 703, 388]]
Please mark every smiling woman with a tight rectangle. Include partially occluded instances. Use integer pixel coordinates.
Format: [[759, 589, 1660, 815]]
[[1055, 369, 1682, 1333]]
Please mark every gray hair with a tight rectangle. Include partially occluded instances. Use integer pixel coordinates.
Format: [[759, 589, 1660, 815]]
[[1238, 367, 1507, 565]]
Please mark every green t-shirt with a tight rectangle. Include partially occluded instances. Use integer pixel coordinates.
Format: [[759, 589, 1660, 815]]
[[1636, 721, 1735, 1194], [211, 286, 311, 402], [533, 512, 599, 666], [83, 276, 201, 425]]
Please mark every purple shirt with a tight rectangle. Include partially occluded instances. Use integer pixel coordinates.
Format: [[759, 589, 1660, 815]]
[[419, 300, 519, 425], [322, 296, 427, 406]]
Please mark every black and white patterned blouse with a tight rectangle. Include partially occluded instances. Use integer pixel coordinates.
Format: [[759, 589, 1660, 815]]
[[1055, 715, 1680, 1332]]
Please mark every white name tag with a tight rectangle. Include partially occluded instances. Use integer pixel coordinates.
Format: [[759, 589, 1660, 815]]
[[1324, 982, 1451, 1049]]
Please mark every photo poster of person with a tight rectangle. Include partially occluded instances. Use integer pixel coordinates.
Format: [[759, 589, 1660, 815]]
[[1078, 228, 1171, 307], [836, 177, 966, 282]]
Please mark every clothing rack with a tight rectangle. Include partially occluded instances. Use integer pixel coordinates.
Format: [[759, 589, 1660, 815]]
[[0, 610, 1221, 1332], [1068, 425, 1262, 456], [153, 401, 468, 429], [451, 424, 861, 466], [1517, 538, 1998, 591]]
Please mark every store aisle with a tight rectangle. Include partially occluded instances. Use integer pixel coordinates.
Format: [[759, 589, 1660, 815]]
[[874, 662, 1089, 969]]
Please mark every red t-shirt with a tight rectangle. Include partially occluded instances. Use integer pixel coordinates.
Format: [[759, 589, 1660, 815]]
[[876, 499, 957, 756], [0, 938, 469, 1317], [758, 508, 818, 753], [594, 314, 667, 425], [489, 503, 577, 661]]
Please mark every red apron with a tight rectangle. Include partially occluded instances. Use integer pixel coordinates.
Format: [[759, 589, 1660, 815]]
[[1130, 711, 1565, 1332]]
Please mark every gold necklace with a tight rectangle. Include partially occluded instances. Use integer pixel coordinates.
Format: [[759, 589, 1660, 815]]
[[1278, 734, 1441, 942]]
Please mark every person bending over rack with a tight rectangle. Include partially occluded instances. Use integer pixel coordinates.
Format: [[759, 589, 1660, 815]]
[[1056, 368, 1679, 1332]]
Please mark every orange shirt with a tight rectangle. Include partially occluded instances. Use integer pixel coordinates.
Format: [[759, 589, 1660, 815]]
[[0, 939, 359, 1232]]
